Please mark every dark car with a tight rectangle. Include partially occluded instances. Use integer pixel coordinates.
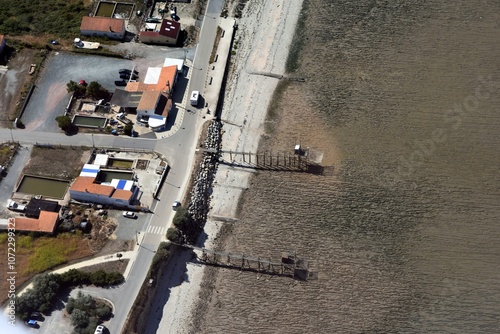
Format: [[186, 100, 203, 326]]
[[119, 69, 138, 75], [30, 312, 43, 320], [115, 80, 127, 86], [120, 73, 138, 80]]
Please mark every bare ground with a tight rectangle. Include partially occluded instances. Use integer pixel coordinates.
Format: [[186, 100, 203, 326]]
[[22, 146, 91, 180]]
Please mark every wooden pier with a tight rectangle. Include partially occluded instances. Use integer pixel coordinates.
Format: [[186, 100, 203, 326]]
[[182, 244, 310, 280]]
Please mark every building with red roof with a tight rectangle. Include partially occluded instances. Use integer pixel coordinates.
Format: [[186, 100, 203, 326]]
[[139, 19, 180, 45], [80, 16, 126, 40]]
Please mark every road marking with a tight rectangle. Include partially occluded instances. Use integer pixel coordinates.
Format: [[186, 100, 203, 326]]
[[146, 225, 166, 235]]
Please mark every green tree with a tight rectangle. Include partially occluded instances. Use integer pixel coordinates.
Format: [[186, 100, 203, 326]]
[[124, 123, 133, 136], [172, 207, 190, 230], [71, 308, 89, 328], [166, 227, 181, 243], [16, 273, 60, 320], [95, 305, 112, 319], [66, 80, 86, 96], [55, 115, 72, 132], [86, 81, 109, 99]]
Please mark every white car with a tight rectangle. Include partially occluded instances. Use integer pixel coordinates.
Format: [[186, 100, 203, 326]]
[[94, 325, 105, 334], [123, 211, 136, 218]]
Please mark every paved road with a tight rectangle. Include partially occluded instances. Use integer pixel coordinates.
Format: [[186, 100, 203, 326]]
[[0, 145, 31, 216]]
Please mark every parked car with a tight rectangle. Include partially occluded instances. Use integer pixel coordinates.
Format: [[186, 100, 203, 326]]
[[120, 73, 138, 80], [94, 325, 105, 334], [30, 312, 43, 320], [115, 80, 127, 86], [25, 320, 38, 328], [145, 17, 161, 23], [119, 68, 138, 75], [50, 40, 59, 45], [172, 201, 181, 210], [123, 211, 137, 218], [79, 80, 87, 86]]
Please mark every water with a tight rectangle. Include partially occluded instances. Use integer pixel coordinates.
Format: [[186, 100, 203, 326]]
[[97, 170, 133, 183], [72, 115, 107, 127], [95, 2, 115, 18], [17, 176, 69, 199], [192, 0, 500, 332]]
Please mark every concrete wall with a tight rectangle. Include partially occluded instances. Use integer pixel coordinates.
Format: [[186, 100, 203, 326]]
[[81, 29, 125, 40], [139, 34, 176, 45]]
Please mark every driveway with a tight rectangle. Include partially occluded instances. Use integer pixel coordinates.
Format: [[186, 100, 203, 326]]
[[0, 145, 31, 217], [21, 53, 134, 132]]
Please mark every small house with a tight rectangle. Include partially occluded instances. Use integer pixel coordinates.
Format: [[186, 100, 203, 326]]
[[139, 19, 180, 45], [80, 17, 126, 40]]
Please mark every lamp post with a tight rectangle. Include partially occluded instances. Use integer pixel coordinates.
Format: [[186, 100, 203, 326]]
[[135, 230, 140, 245]]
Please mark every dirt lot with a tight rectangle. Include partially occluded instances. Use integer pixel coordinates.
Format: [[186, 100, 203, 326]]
[[22, 146, 91, 180]]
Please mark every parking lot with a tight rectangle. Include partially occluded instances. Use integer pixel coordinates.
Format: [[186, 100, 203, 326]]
[[22, 53, 135, 132]]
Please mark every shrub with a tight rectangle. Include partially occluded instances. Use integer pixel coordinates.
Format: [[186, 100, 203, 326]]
[[55, 115, 72, 132], [71, 308, 89, 328], [172, 207, 189, 229], [124, 123, 133, 136], [166, 227, 181, 243], [86, 81, 109, 99], [16, 273, 60, 320], [95, 305, 111, 319]]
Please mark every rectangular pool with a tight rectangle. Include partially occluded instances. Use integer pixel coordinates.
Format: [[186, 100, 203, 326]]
[[17, 175, 69, 199], [72, 115, 108, 128], [97, 170, 133, 183]]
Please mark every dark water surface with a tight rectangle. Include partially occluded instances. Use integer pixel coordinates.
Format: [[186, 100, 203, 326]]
[[193, 1, 500, 332]]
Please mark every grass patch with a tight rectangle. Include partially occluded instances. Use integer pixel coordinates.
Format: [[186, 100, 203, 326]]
[[285, 0, 309, 73], [0, 233, 7, 244], [0, 143, 19, 177], [16, 235, 34, 249], [0, 0, 90, 37], [109, 160, 133, 168], [25, 234, 78, 274]]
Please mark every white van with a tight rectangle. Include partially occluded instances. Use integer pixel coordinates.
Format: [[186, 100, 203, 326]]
[[190, 90, 199, 106]]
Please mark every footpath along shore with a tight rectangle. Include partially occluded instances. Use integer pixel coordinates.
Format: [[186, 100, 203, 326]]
[[155, 0, 305, 333]]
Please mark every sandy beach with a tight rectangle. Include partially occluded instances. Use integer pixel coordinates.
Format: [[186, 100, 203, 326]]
[[148, 1, 304, 333]]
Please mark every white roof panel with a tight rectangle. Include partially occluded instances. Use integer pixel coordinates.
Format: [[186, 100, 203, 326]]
[[163, 58, 184, 72], [94, 154, 109, 166], [144, 67, 162, 84]]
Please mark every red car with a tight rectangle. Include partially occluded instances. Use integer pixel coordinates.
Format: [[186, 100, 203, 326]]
[[79, 80, 87, 86]]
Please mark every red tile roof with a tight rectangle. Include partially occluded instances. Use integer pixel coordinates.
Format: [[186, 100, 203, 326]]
[[138, 90, 161, 110], [159, 19, 180, 39], [111, 189, 133, 201], [70, 176, 114, 196], [80, 16, 125, 33], [12, 211, 59, 233]]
